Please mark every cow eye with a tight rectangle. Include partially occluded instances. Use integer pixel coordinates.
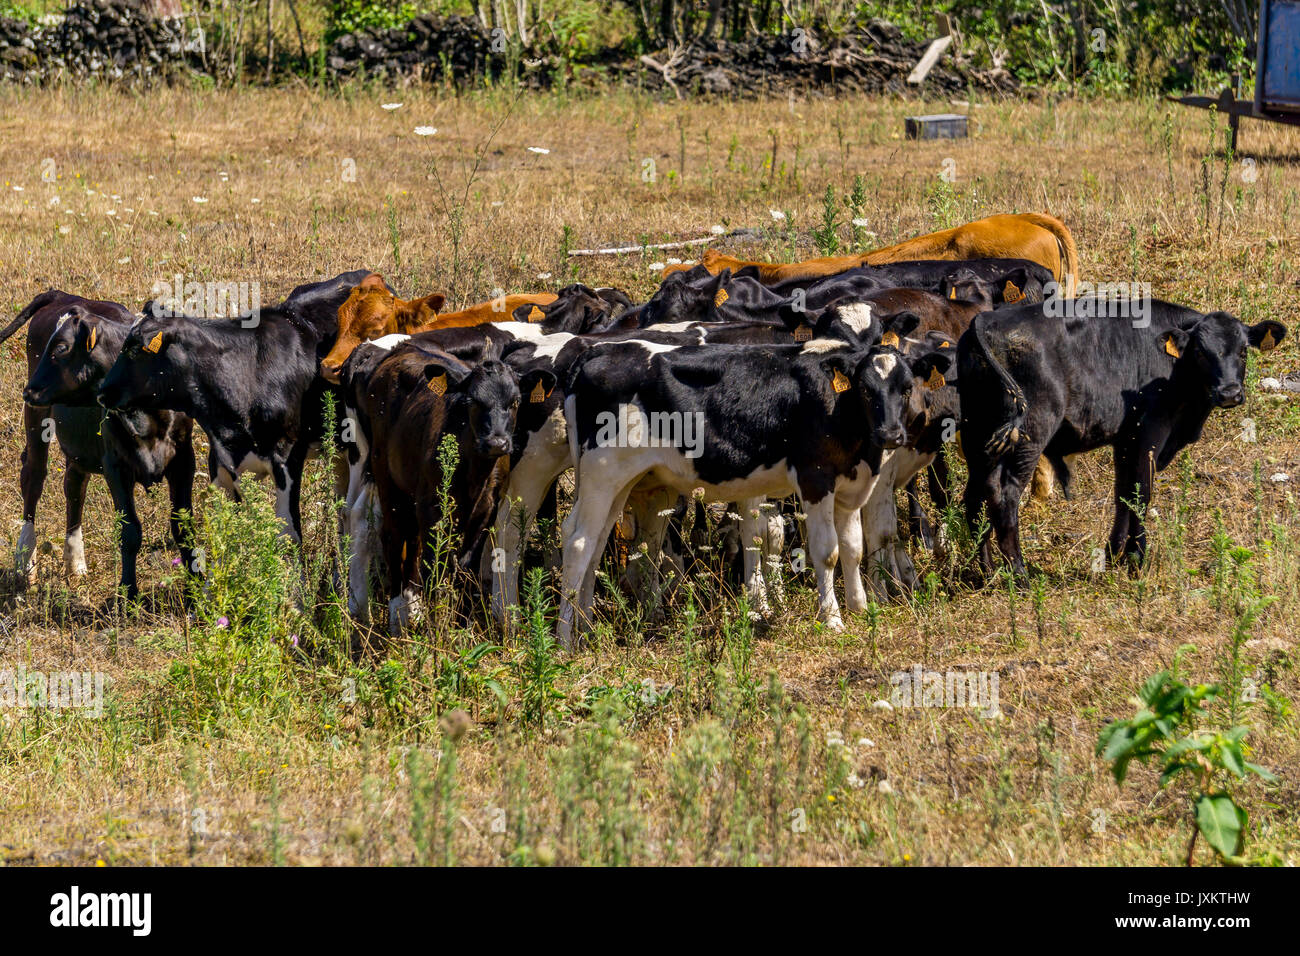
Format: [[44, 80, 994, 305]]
[[53, 343, 69, 357]]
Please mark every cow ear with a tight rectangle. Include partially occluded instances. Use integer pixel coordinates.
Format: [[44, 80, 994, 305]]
[[1247, 320, 1286, 352], [422, 361, 467, 395], [909, 350, 952, 389], [514, 300, 550, 323], [817, 352, 857, 395], [708, 269, 731, 309], [1161, 328, 1190, 359], [881, 311, 920, 345], [424, 293, 446, 315], [520, 369, 558, 404]]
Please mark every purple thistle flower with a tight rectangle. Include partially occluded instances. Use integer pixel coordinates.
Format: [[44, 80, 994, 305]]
[[216, 616, 229, 628]]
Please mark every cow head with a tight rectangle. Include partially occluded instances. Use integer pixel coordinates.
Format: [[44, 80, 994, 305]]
[[811, 302, 919, 347], [25, 307, 123, 406], [320, 276, 445, 383], [98, 313, 191, 412], [940, 270, 998, 312], [1161, 312, 1287, 408], [422, 354, 557, 458], [816, 341, 950, 450], [512, 285, 633, 334]]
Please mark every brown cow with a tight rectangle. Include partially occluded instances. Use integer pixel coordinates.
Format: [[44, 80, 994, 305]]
[[666, 212, 1080, 297], [319, 274, 556, 382], [342, 341, 555, 631]]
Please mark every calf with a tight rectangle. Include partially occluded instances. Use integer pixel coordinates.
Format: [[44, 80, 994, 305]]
[[342, 340, 554, 630], [98, 270, 376, 542], [558, 336, 949, 647], [508, 284, 634, 334], [667, 212, 1079, 295], [319, 276, 557, 381], [958, 298, 1286, 577], [2, 291, 196, 595]]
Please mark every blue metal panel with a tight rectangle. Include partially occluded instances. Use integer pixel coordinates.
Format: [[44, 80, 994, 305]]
[[1260, 0, 1300, 112]]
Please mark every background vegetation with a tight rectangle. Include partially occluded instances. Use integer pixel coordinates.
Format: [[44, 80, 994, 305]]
[[0, 0, 1263, 94]]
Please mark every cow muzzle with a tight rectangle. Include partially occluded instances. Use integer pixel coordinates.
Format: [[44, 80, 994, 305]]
[[1215, 384, 1245, 408]]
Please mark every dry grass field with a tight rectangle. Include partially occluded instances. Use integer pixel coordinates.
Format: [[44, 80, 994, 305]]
[[0, 83, 1297, 866]]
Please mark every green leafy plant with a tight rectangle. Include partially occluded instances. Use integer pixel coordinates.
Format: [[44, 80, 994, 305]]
[[1097, 667, 1275, 863]]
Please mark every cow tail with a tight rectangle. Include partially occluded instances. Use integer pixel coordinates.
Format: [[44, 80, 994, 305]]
[[1023, 212, 1079, 297], [0, 289, 59, 345], [971, 318, 1027, 459]]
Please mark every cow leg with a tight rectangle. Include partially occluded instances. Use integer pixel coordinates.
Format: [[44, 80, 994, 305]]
[[103, 460, 143, 601], [1107, 446, 1155, 567], [347, 479, 378, 624], [801, 493, 843, 630], [165, 439, 198, 600], [623, 487, 675, 618], [760, 501, 786, 608], [384, 500, 421, 634], [928, 456, 952, 558], [990, 448, 1037, 580], [738, 498, 773, 616], [62, 465, 91, 578], [558, 463, 639, 650], [905, 475, 935, 552], [835, 495, 869, 614], [491, 464, 566, 624], [16, 403, 50, 582]]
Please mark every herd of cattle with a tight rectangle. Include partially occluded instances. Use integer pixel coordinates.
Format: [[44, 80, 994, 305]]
[[2, 212, 1286, 649]]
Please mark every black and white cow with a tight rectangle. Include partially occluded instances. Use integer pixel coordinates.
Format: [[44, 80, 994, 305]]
[[557, 335, 950, 647], [958, 297, 1286, 577], [98, 271, 380, 541]]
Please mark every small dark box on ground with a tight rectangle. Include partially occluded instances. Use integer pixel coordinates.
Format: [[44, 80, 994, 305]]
[[904, 113, 969, 139]]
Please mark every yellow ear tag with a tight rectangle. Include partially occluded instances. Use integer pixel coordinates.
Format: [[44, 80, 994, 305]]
[[427, 373, 448, 395], [529, 379, 546, 403], [527, 306, 545, 323], [949, 287, 958, 300], [793, 324, 813, 342], [925, 365, 946, 390], [1003, 280, 1023, 303], [831, 368, 851, 394], [88, 326, 97, 351], [713, 287, 729, 308], [1164, 335, 1181, 359], [1260, 330, 1277, 352], [881, 331, 900, 348], [143, 331, 163, 354]]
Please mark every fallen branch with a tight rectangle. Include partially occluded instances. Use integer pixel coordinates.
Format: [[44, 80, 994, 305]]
[[567, 228, 763, 257]]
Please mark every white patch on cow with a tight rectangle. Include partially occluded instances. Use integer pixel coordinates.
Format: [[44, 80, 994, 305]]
[[347, 480, 377, 623], [645, 321, 698, 334], [530, 332, 575, 360], [834, 302, 874, 335], [64, 525, 86, 576], [54, 311, 76, 331], [872, 352, 899, 378], [370, 333, 411, 351], [628, 339, 683, 356], [388, 587, 423, 634], [802, 338, 848, 353], [15, 519, 36, 575], [214, 451, 274, 493]]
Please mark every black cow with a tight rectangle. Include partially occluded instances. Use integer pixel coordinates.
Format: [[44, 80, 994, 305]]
[[958, 298, 1286, 577], [98, 271, 379, 542], [510, 284, 634, 334], [1, 291, 196, 598]]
